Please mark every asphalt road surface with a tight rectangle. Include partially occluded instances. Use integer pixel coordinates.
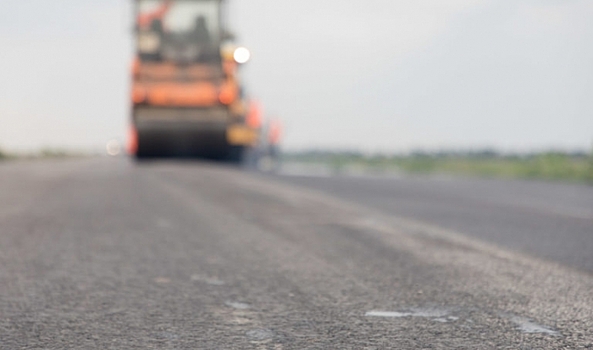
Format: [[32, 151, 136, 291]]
[[1, 158, 592, 348], [274, 168, 593, 273]]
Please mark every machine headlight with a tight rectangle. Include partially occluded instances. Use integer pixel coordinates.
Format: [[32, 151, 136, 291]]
[[233, 47, 251, 64]]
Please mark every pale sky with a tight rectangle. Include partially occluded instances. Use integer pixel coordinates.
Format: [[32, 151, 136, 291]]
[[1, 0, 592, 152]]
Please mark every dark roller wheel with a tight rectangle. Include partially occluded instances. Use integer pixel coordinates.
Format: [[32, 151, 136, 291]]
[[134, 130, 156, 159], [227, 146, 245, 164]]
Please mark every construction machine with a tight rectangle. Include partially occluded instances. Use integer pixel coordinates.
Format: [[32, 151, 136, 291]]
[[130, 0, 260, 160]]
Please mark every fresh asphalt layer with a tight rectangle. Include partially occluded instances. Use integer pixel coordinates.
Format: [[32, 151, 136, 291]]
[[0, 158, 591, 348], [273, 169, 593, 273]]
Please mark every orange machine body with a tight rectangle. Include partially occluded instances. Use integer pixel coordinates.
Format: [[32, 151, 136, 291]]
[[132, 61, 239, 108], [130, 56, 260, 156]]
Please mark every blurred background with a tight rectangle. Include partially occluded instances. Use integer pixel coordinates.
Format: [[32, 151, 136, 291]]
[[1, 0, 592, 153]]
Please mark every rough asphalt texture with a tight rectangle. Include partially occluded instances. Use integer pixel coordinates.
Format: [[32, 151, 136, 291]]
[[0, 158, 592, 349]]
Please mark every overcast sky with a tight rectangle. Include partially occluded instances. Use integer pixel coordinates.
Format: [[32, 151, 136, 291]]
[[1, 0, 591, 152]]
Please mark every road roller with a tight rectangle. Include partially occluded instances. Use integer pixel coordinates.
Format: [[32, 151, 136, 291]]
[[130, 0, 260, 161]]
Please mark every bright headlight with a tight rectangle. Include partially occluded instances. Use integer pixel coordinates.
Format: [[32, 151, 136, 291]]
[[233, 47, 251, 64]]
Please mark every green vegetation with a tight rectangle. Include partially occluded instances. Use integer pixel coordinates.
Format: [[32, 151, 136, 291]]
[[0, 147, 94, 161], [38, 148, 74, 158], [284, 149, 593, 184]]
